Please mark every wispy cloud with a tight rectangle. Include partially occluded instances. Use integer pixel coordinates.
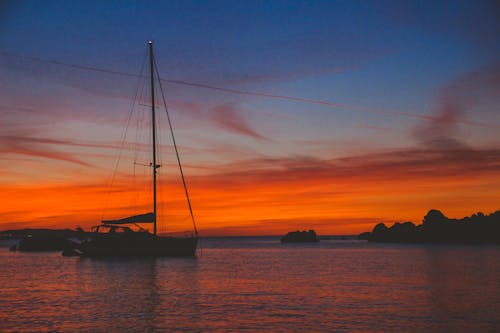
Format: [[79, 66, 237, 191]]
[[413, 63, 500, 149], [440, 62, 500, 112], [413, 101, 465, 149], [0, 135, 92, 166], [194, 146, 500, 188], [166, 100, 269, 140], [210, 104, 268, 140], [355, 124, 395, 132]]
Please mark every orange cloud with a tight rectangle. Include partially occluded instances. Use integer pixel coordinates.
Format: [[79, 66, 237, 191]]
[[0, 135, 93, 166]]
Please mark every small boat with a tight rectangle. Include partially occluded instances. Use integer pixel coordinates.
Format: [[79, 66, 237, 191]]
[[9, 229, 79, 252], [12, 235, 73, 252], [281, 230, 320, 243], [75, 41, 198, 257]]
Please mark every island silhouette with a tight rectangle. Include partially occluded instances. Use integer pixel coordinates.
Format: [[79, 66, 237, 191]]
[[281, 230, 320, 243], [359, 209, 500, 244]]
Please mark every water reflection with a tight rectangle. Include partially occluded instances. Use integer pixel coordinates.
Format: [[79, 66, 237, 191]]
[[423, 246, 500, 332], [1, 241, 499, 332], [74, 257, 199, 332], [154, 258, 201, 331]]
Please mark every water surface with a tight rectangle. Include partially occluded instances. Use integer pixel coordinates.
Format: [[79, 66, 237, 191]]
[[1, 238, 499, 332]]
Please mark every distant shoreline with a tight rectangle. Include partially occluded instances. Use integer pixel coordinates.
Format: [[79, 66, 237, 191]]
[[358, 209, 500, 244], [0, 229, 358, 240], [6, 209, 499, 245]]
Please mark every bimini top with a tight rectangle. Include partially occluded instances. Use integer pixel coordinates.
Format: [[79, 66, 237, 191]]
[[102, 212, 155, 225]]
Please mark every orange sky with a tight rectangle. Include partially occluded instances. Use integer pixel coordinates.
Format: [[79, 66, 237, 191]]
[[2, 146, 499, 235]]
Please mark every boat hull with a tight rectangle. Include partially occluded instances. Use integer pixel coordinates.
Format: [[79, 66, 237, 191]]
[[79, 233, 198, 257], [15, 236, 73, 251]]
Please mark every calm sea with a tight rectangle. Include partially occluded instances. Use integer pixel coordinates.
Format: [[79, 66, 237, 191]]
[[1, 237, 499, 332]]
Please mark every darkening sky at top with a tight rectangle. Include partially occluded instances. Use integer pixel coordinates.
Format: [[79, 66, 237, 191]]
[[3, 1, 499, 86], [0, 0, 499, 234]]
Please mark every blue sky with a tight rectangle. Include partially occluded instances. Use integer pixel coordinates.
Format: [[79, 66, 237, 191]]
[[1, 0, 499, 164]]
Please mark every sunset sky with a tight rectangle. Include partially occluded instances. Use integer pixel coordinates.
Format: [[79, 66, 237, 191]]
[[1, 1, 499, 235]]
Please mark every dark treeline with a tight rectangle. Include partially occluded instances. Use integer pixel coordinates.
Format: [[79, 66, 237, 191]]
[[359, 210, 500, 244]]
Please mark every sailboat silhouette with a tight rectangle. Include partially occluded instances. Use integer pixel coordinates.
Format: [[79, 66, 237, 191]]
[[76, 41, 199, 257]]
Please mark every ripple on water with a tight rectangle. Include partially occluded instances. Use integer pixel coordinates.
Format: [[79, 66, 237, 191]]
[[1, 239, 499, 332]]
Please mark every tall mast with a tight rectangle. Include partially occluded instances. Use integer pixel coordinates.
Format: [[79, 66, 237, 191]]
[[148, 40, 158, 236]]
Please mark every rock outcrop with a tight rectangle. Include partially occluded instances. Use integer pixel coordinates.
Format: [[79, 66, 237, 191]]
[[358, 210, 500, 244]]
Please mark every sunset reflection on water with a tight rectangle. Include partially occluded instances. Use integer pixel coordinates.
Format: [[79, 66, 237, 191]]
[[1, 239, 499, 332]]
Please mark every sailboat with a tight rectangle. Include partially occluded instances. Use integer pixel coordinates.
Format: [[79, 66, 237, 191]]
[[76, 41, 198, 257]]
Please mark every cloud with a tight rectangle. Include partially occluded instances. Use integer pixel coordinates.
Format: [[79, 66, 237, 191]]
[[193, 146, 500, 189], [413, 63, 500, 149], [0, 136, 92, 166], [2, 145, 499, 234], [210, 104, 267, 140], [413, 100, 465, 149], [355, 124, 395, 132], [441, 63, 500, 110], [182, 147, 500, 235], [0, 135, 117, 149], [162, 100, 270, 141]]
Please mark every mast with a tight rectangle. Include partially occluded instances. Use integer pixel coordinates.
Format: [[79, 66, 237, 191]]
[[148, 40, 158, 236]]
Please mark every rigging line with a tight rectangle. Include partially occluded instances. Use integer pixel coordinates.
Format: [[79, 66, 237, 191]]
[[0, 51, 140, 78], [134, 75, 148, 163], [132, 76, 148, 213], [153, 79, 493, 128], [154, 72, 165, 234], [154, 54, 199, 236], [1, 51, 494, 128], [101, 50, 148, 221]]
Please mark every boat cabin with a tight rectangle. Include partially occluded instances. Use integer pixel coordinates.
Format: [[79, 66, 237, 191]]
[[90, 224, 148, 234]]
